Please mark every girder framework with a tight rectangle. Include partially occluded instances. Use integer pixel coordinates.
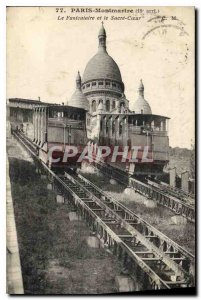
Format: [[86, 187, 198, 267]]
[[89, 161, 195, 223], [12, 131, 195, 291]]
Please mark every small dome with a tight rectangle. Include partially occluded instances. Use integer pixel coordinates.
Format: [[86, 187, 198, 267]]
[[133, 80, 152, 114], [70, 89, 89, 110], [133, 97, 152, 114], [68, 72, 89, 110]]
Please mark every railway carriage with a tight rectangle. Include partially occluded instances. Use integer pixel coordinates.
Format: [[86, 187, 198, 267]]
[[32, 104, 88, 170]]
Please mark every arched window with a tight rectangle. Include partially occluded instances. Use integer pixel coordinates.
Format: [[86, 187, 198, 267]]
[[120, 103, 125, 113], [163, 241, 167, 252], [112, 121, 115, 135], [106, 120, 109, 134], [112, 100, 116, 109], [92, 100, 96, 112], [99, 99, 103, 104], [106, 99, 110, 112], [119, 121, 123, 136]]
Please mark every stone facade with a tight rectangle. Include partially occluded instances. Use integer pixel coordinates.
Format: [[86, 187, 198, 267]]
[[68, 24, 170, 174]]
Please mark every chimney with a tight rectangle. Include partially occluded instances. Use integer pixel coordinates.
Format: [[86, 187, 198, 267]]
[[62, 102, 64, 105], [38, 96, 40, 102]]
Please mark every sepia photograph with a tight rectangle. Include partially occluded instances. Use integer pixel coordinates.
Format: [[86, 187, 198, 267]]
[[6, 5, 195, 295]]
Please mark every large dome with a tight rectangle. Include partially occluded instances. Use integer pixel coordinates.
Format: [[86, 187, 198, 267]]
[[82, 52, 122, 83], [82, 23, 123, 85]]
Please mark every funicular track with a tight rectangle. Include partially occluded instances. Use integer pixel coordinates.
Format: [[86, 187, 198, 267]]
[[12, 131, 195, 290], [147, 178, 195, 205], [65, 172, 195, 283], [88, 161, 195, 223], [71, 172, 194, 264], [129, 178, 195, 223]]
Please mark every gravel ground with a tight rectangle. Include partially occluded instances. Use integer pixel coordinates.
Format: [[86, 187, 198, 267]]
[[7, 137, 123, 294]]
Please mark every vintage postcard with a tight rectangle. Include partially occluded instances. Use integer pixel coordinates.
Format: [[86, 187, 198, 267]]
[[6, 6, 195, 295]]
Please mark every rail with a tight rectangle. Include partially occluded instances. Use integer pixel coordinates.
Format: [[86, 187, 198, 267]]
[[76, 173, 194, 263], [63, 171, 193, 289], [130, 178, 195, 223], [89, 160, 195, 223], [12, 131, 195, 290], [147, 179, 195, 203]]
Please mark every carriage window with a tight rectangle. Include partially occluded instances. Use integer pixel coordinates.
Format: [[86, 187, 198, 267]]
[[10, 108, 14, 117], [23, 113, 29, 122]]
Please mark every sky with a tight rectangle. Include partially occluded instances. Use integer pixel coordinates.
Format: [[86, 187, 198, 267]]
[[6, 6, 195, 149]]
